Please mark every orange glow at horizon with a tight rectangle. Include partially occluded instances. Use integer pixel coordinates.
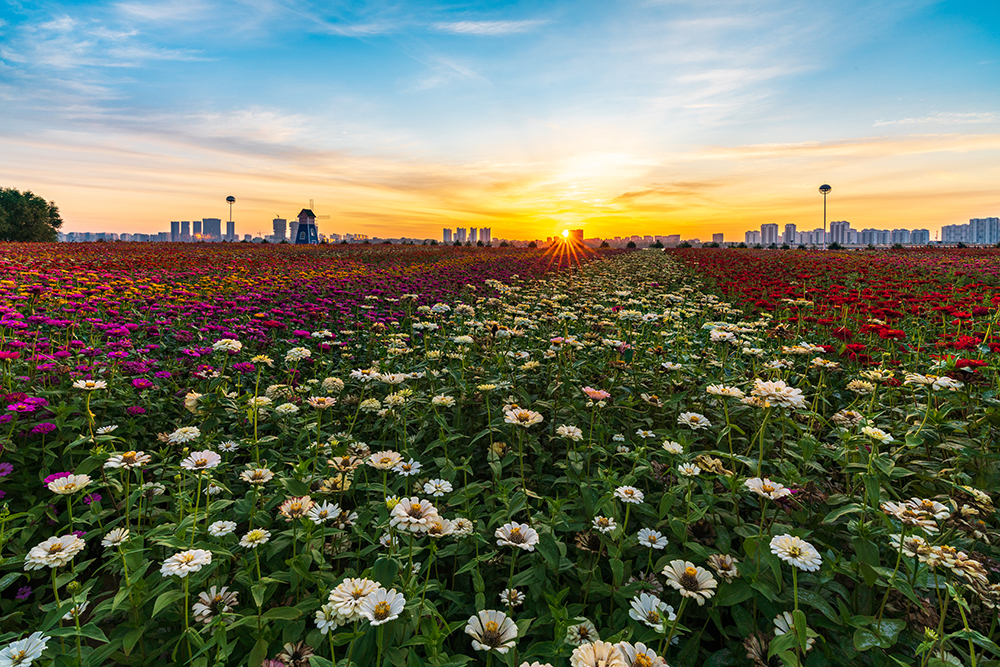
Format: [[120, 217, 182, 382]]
[[2, 130, 999, 243]]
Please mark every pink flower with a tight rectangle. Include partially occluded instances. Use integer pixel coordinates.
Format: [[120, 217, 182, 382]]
[[582, 386, 611, 401]]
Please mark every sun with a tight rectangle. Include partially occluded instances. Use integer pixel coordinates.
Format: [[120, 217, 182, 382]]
[[562, 230, 569, 238]]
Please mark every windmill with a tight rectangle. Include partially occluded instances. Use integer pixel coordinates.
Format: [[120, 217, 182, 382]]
[[292, 199, 329, 245]]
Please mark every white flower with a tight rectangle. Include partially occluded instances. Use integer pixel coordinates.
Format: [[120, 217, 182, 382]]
[[180, 450, 221, 471], [423, 479, 453, 497], [628, 593, 675, 631], [637, 528, 667, 550], [770, 534, 822, 571], [104, 451, 151, 469], [168, 426, 202, 444], [861, 426, 893, 443], [285, 347, 311, 362], [208, 521, 237, 537], [635, 429, 655, 439], [239, 529, 270, 548], [556, 425, 584, 441], [47, 474, 91, 495], [774, 611, 815, 651], [678, 463, 701, 477], [677, 412, 712, 429], [101, 528, 130, 548], [393, 459, 422, 477], [565, 620, 600, 646], [24, 534, 86, 570], [592, 516, 617, 534], [389, 497, 441, 533], [96, 425, 118, 435], [217, 440, 240, 452], [499, 588, 525, 607], [160, 549, 212, 577], [612, 433, 626, 442], [614, 486, 644, 504], [62, 599, 89, 621], [0, 632, 50, 667], [495, 522, 540, 551], [72, 379, 107, 390], [315, 603, 340, 634], [504, 409, 544, 427], [744, 477, 792, 500], [569, 640, 624, 667], [662, 440, 684, 455], [661, 560, 717, 605], [212, 339, 243, 353], [465, 610, 518, 653], [359, 588, 406, 626], [432, 395, 456, 407], [307, 501, 342, 524], [275, 402, 300, 415], [329, 578, 382, 623], [751, 378, 807, 410]]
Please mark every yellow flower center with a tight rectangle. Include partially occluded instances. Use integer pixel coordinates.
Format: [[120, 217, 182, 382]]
[[373, 601, 391, 619], [195, 458, 207, 466], [684, 566, 698, 577]]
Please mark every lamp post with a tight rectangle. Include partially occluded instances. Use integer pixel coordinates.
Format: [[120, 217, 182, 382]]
[[818, 184, 831, 250], [226, 196, 235, 241]]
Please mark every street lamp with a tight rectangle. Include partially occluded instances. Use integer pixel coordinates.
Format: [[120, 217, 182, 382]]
[[226, 196, 236, 240], [818, 184, 831, 250]]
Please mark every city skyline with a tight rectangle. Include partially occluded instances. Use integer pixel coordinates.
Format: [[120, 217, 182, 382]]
[[2, 1, 999, 240]]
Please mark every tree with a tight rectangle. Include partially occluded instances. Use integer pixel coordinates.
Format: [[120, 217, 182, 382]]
[[678, 241, 692, 248], [0, 188, 63, 242], [737, 242, 748, 248], [476, 240, 484, 247], [528, 241, 537, 248], [599, 240, 610, 248], [499, 241, 509, 247], [650, 240, 664, 248], [626, 241, 637, 248]]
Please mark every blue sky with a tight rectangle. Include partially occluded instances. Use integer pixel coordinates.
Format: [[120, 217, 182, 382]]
[[1, 0, 998, 239]]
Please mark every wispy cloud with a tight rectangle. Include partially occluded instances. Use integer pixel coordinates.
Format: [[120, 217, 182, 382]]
[[432, 20, 546, 36], [874, 112, 1000, 127]]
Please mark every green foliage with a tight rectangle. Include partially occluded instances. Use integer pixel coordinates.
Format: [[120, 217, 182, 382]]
[[0, 187, 63, 242]]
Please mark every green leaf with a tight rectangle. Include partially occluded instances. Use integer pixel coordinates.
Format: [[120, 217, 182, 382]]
[[792, 610, 808, 653], [796, 589, 840, 624], [372, 557, 399, 588], [852, 538, 880, 568], [536, 531, 562, 571], [263, 607, 302, 620], [822, 503, 863, 524], [249, 638, 268, 667], [123, 627, 144, 656], [252, 582, 268, 608], [610, 558, 624, 588], [152, 590, 185, 618], [0, 572, 21, 592], [714, 580, 754, 606], [308, 657, 335, 667], [76, 623, 110, 643], [767, 632, 799, 659]]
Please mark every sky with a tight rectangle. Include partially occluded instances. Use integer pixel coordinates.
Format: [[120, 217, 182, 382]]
[[1, 0, 999, 241]]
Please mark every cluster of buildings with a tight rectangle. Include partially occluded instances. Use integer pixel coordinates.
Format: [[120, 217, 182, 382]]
[[441, 227, 492, 245], [941, 218, 1000, 245], [743, 222, 931, 247]]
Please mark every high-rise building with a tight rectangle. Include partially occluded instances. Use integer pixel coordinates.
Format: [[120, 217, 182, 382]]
[[469, 227, 478, 244], [202, 218, 221, 240], [911, 229, 930, 245], [783, 224, 796, 245], [456, 227, 468, 244], [760, 223, 779, 246], [225, 220, 235, 240], [193, 219, 202, 237], [481, 228, 491, 245], [273, 218, 287, 242], [180, 221, 190, 241], [170, 221, 180, 242], [970, 218, 1000, 245], [745, 230, 761, 245], [443, 228, 453, 243], [157, 232, 169, 242], [829, 220, 852, 245], [712, 233, 724, 244]]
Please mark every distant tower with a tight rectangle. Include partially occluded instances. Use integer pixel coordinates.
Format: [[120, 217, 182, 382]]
[[481, 227, 491, 245], [170, 221, 180, 242], [294, 208, 319, 244], [469, 227, 478, 244], [273, 218, 287, 242], [225, 220, 235, 240]]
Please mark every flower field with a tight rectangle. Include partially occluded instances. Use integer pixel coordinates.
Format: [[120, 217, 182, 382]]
[[1, 244, 999, 667]]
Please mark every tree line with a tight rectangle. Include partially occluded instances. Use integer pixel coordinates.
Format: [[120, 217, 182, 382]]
[[0, 187, 64, 242]]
